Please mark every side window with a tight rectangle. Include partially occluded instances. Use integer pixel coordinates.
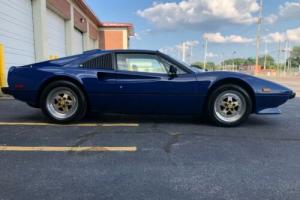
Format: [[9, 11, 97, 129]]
[[82, 54, 113, 69], [116, 54, 167, 74], [160, 58, 187, 75]]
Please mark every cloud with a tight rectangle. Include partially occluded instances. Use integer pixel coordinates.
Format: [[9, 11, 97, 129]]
[[264, 27, 300, 43], [203, 32, 253, 43], [184, 40, 199, 47], [207, 52, 218, 58], [131, 33, 141, 40], [287, 27, 300, 42], [137, 0, 260, 30], [160, 40, 199, 52], [264, 32, 286, 43], [264, 14, 278, 24], [279, 1, 300, 18], [160, 40, 199, 61], [131, 29, 152, 40]]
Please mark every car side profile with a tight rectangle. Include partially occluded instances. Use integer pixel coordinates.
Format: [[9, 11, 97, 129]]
[[1, 49, 296, 127]]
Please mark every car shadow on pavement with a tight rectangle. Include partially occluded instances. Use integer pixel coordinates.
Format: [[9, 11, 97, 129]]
[[1, 98, 298, 127]]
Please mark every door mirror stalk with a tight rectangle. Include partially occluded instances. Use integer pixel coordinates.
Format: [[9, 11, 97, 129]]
[[168, 65, 177, 78]]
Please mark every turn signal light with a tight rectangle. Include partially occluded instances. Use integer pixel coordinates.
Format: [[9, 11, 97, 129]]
[[262, 87, 272, 93]]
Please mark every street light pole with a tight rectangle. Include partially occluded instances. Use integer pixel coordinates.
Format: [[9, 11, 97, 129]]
[[203, 39, 208, 70], [255, 0, 263, 74], [264, 41, 267, 70], [232, 51, 236, 71], [182, 42, 186, 62]]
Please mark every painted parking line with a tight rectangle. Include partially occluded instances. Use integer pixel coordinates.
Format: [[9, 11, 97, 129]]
[[0, 122, 139, 127], [102, 123, 139, 127], [0, 146, 137, 152]]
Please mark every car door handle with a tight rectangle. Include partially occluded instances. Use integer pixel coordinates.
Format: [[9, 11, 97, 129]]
[[97, 72, 117, 81]]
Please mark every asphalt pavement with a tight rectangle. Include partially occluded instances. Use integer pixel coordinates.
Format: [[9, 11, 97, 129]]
[[0, 98, 300, 200]]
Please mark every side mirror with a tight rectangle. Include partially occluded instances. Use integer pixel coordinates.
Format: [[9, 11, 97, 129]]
[[168, 65, 177, 78]]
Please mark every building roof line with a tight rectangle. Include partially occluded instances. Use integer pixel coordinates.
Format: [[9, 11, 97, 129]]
[[100, 22, 134, 36], [72, 0, 134, 35], [73, 0, 101, 26]]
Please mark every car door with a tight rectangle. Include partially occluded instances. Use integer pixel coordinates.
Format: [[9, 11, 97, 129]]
[[108, 52, 202, 114]]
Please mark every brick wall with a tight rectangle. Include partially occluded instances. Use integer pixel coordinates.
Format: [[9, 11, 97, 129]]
[[99, 30, 124, 50], [47, 0, 71, 19]]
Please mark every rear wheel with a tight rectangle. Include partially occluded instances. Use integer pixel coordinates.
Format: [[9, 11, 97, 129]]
[[208, 84, 252, 127], [40, 81, 87, 123]]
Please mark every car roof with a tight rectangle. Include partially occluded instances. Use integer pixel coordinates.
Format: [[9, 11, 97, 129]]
[[84, 49, 160, 55], [112, 49, 159, 54]]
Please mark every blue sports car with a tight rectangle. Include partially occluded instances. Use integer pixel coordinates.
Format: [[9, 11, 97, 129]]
[[1, 49, 296, 127]]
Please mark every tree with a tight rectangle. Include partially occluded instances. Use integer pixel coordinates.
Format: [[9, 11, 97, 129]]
[[289, 46, 300, 68], [259, 55, 275, 68], [223, 58, 248, 66], [222, 55, 275, 69], [192, 61, 216, 70]]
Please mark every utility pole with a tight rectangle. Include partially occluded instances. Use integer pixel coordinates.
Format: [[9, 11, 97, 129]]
[[255, 0, 263, 74], [264, 41, 267, 70], [288, 41, 292, 71], [221, 53, 225, 71], [203, 39, 208, 70], [232, 51, 237, 71], [284, 40, 288, 75], [182, 42, 186, 62], [190, 46, 193, 62], [277, 41, 281, 75]]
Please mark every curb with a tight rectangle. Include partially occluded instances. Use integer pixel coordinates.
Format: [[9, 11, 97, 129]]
[[0, 94, 14, 100]]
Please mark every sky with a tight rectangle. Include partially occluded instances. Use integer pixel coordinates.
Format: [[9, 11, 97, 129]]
[[85, 0, 300, 64]]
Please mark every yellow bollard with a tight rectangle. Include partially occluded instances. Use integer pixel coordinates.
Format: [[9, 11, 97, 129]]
[[0, 43, 7, 87]]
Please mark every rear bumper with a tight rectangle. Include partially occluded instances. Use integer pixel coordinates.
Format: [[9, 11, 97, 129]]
[[1, 87, 11, 95], [289, 92, 296, 99]]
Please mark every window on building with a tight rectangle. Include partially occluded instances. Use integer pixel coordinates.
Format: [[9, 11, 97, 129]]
[[116, 54, 167, 74]]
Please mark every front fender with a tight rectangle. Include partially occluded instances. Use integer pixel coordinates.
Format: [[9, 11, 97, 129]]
[[197, 72, 293, 113]]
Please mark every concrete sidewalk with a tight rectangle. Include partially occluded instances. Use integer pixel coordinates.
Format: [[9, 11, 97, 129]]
[[0, 93, 13, 100]]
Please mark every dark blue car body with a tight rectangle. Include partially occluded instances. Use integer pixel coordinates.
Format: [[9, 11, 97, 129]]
[[3, 49, 295, 116]]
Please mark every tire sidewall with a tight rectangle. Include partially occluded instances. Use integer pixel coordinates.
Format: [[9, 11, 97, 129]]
[[40, 81, 87, 123], [208, 84, 252, 127]]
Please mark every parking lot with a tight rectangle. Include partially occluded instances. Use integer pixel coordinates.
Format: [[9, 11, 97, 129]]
[[0, 97, 300, 200]]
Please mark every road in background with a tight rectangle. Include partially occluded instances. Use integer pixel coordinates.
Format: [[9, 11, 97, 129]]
[[260, 75, 300, 96]]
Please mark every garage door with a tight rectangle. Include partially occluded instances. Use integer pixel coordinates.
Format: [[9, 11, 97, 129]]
[[47, 9, 66, 58], [73, 28, 83, 54], [89, 37, 98, 50], [0, 0, 35, 74]]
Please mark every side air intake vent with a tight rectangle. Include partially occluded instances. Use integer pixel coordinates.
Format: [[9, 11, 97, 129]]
[[82, 54, 113, 69]]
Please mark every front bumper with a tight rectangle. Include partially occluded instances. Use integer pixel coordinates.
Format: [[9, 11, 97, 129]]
[[1, 87, 11, 95], [289, 92, 296, 99]]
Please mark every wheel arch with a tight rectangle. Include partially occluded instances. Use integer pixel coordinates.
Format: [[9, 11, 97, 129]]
[[206, 78, 256, 113], [36, 75, 90, 110]]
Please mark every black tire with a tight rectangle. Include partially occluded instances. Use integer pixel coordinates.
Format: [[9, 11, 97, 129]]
[[207, 84, 252, 127], [40, 80, 87, 123]]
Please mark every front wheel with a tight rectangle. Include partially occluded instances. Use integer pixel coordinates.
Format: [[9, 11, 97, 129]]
[[207, 84, 252, 127], [40, 81, 87, 123]]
